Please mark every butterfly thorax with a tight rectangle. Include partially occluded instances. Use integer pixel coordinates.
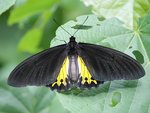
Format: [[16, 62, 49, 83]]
[[68, 36, 77, 49], [68, 36, 78, 57]]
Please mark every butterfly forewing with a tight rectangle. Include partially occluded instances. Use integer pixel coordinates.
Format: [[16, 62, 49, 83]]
[[77, 43, 145, 81], [8, 44, 68, 87]]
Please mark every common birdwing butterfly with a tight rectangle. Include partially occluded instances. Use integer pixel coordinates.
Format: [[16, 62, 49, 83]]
[[8, 17, 145, 91]]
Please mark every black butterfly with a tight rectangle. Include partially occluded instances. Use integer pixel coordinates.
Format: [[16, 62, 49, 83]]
[[8, 36, 145, 91]]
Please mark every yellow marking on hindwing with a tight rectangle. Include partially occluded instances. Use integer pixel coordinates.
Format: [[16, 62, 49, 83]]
[[52, 57, 69, 87], [78, 56, 97, 85]]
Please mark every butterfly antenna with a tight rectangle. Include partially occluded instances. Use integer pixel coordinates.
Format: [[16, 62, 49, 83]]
[[73, 16, 89, 37], [55, 38, 67, 44], [53, 19, 72, 37]]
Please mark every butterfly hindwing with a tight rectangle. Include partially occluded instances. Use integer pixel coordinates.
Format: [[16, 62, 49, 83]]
[[77, 43, 145, 81], [77, 56, 100, 88], [8, 44, 68, 87], [48, 57, 71, 90]]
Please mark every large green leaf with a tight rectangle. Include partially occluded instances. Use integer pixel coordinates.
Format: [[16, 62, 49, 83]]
[[50, 13, 150, 113], [0, 0, 16, 15], [81, 0, 150, 29]]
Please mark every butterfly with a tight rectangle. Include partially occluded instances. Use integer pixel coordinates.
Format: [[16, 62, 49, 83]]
[[7, 16, 145, 91], [7, 35, 145, 91]]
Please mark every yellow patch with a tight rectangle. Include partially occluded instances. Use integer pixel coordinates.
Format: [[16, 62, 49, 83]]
[[52, 57, 69, 87], [78, 56, 97, 85]]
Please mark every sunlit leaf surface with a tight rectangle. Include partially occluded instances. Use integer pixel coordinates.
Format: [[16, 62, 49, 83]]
[[82, 0, 150, 29]]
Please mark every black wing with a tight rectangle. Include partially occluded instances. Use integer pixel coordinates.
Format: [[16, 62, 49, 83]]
[[77, 43, 145, 81], [8, 44, 68, 87]]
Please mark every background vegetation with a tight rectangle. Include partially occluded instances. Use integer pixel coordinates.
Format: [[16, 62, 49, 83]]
[[0, 0, 150, 113]]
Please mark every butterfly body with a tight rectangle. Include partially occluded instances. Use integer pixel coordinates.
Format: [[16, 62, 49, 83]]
[[65, 37, 80, 86], [48, 37, 100, 90], [8, 36, 145, 91]]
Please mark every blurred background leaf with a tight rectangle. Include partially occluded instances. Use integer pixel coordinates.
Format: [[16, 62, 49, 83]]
[[0, 0, 16, 15], [0, 0, 150, 113], [7, 0, 90, 54], [8, 0, 58, 25]]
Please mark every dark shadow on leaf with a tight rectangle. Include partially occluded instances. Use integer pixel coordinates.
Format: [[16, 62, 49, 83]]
[[129, 46, 132, 49], [110, 80, 138, 89], [97, 16, 105, 21], [132, 50, 144, 64], [60, 80, 138, 97], [60, 82, 110, 97], [71, 25, 92, 30]]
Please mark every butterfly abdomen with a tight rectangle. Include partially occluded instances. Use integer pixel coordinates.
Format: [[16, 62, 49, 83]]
[[68, 55, 79, 83]]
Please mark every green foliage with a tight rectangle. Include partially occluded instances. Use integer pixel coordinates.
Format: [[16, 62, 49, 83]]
[[18, 28, 43, 53], [7, 0, 59, 53], [18, 11, 52, 53], [0, 0, 16, 15], [4, 0, 90, 54], [82, 0, 150, 28], [8, 0, 58, 25], [0, 0, 150, 113]]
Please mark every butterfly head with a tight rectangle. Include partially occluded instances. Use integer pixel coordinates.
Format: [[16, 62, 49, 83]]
[[70, 36, 76, 42], [68, 36, 77, 50]]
